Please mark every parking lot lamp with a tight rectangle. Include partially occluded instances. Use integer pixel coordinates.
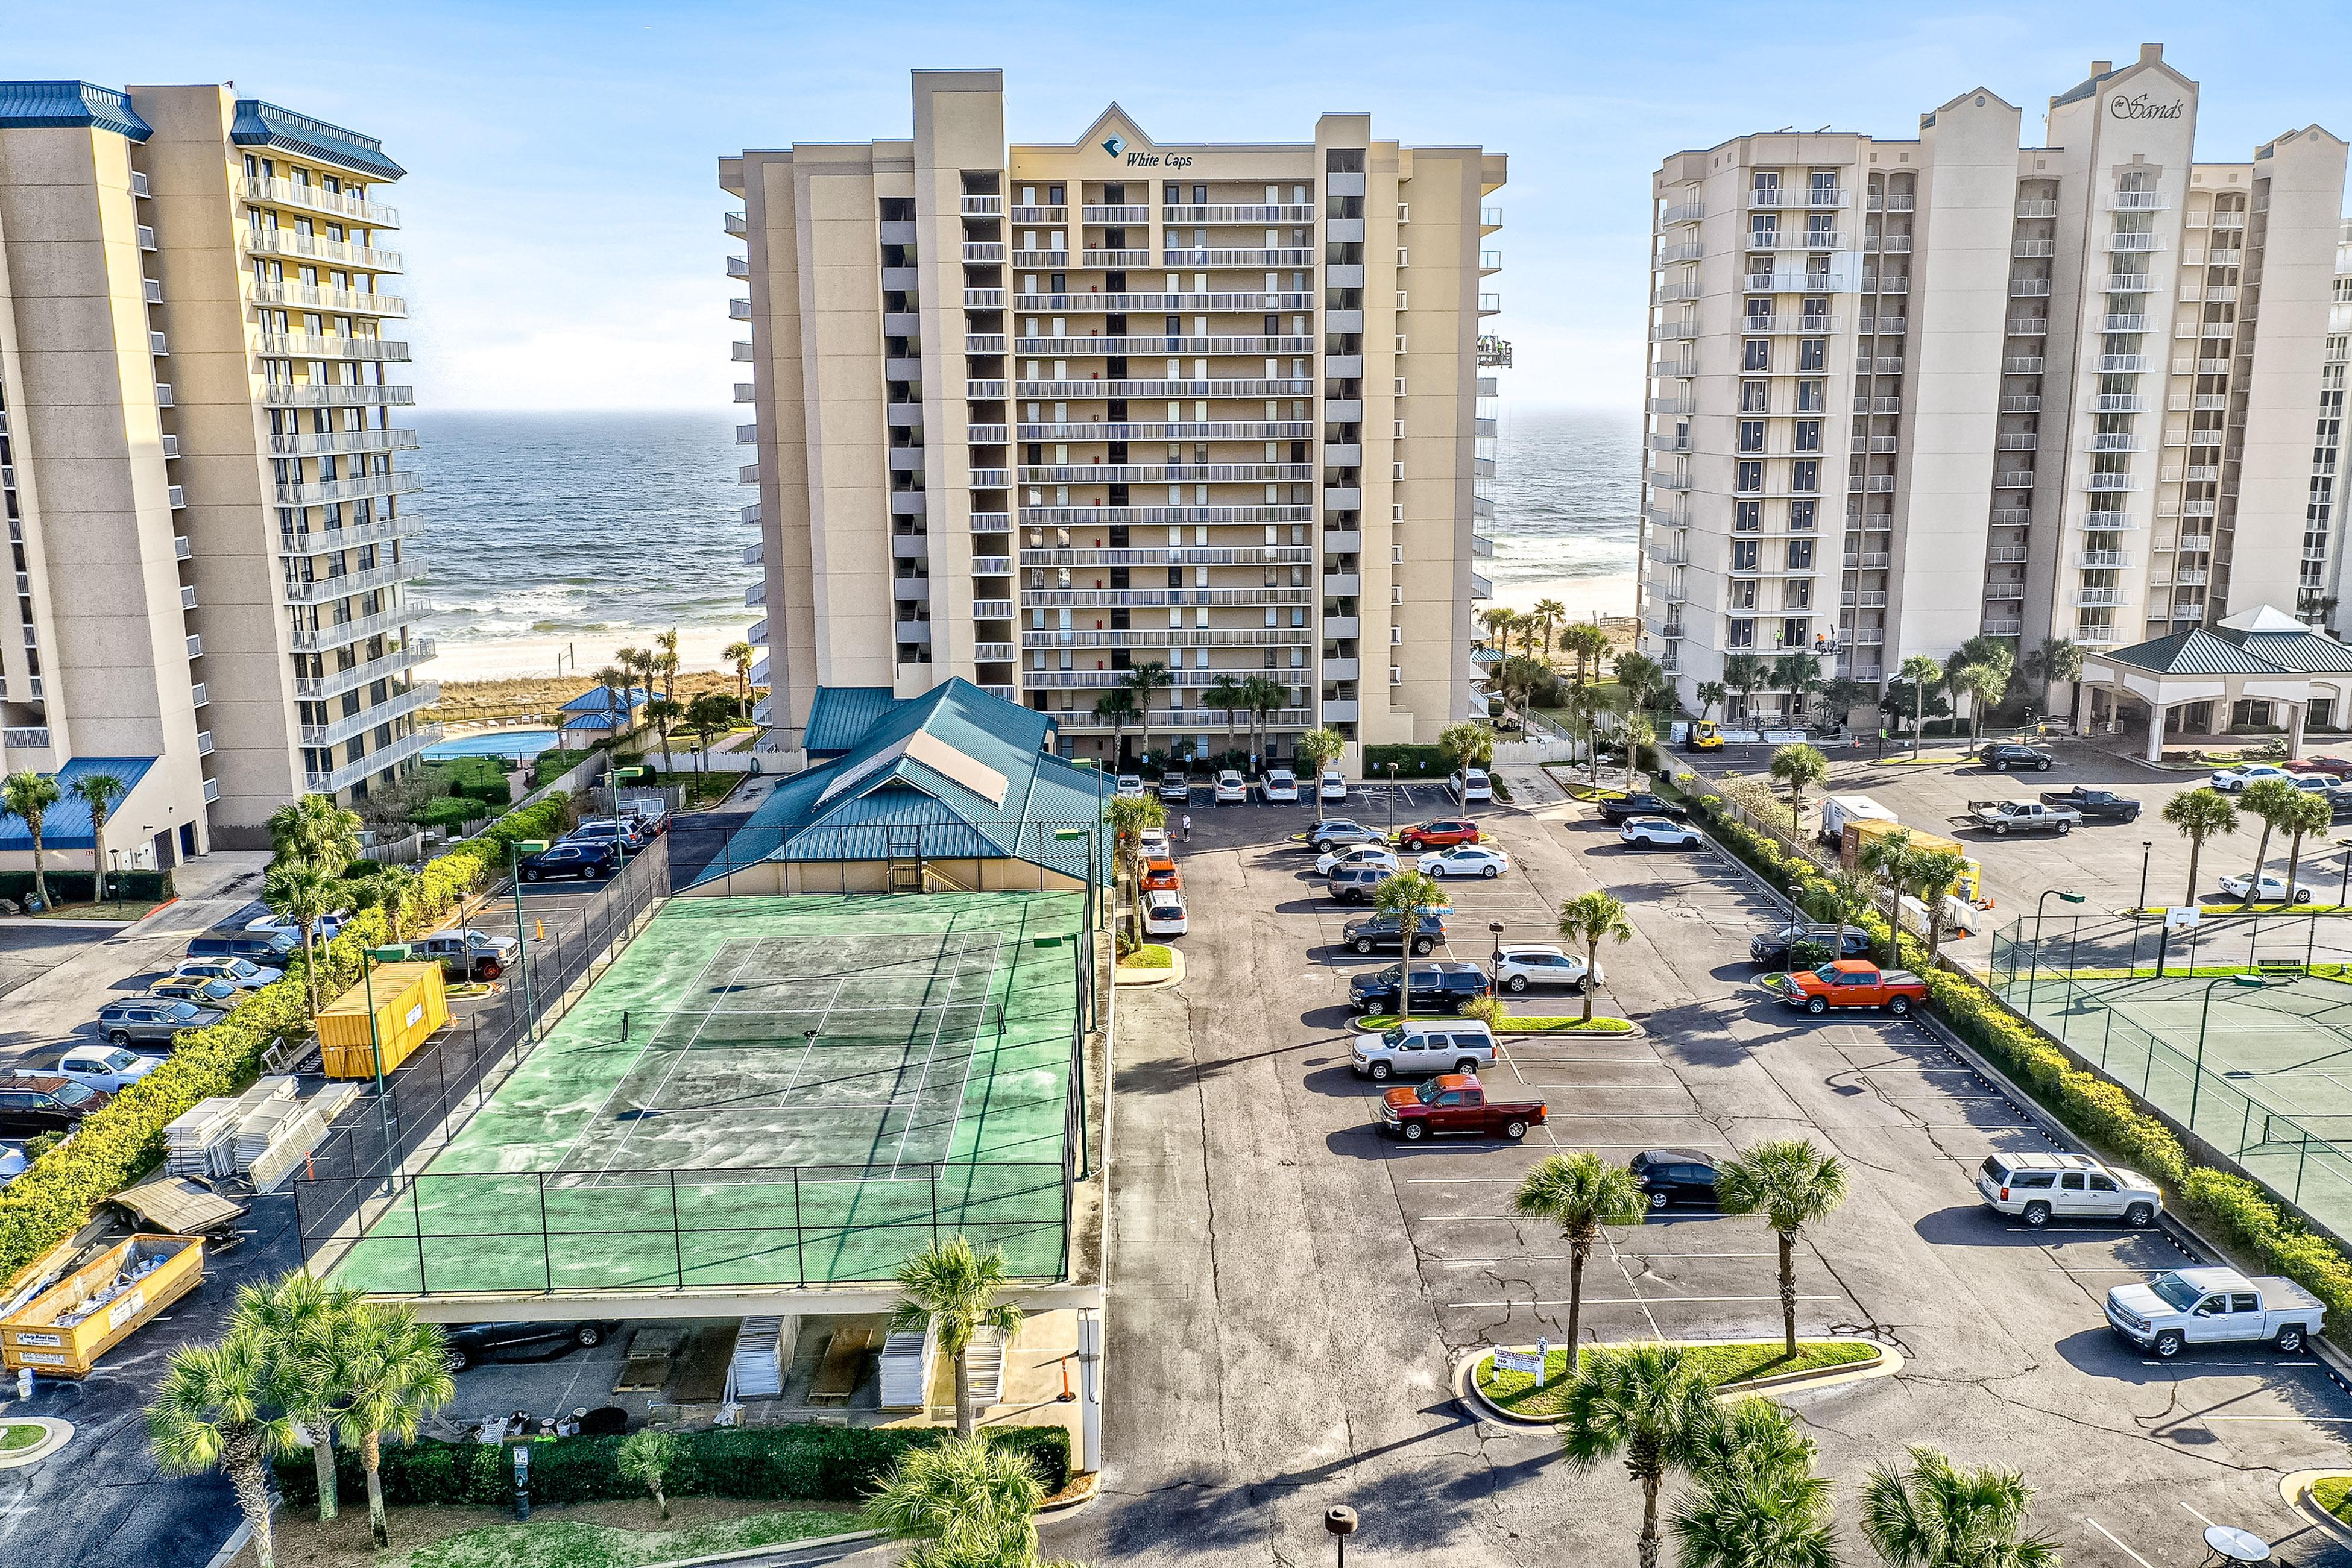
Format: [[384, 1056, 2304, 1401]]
[[509, 840, 546, 1041], [1489, 921, 1505, 963], [2025, 890, 2084, 1025], [2336, 837, 2352, 910], [1325, 1506, 1358, 1568], [2190, 974, 2272, 1128], [2138, 841, 2153, 915]]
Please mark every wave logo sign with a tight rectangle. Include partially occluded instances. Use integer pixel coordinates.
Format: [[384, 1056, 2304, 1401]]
[[1102, 135, 1126, 157]]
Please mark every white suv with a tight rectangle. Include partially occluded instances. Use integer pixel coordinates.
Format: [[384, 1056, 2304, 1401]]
[[1493, 945, 1590, 994], [1451, 768, 1493, 804], [1350, 1020, 1498, 1082], [1978, 1152, 2160, 1229], [1261, 768, 1299, 803], [1214, 770, 1247, 804], [1319, 769, 1348, 804]]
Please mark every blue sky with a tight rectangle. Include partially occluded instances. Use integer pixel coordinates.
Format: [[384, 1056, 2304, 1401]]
[[16, 1, 2352, 412]]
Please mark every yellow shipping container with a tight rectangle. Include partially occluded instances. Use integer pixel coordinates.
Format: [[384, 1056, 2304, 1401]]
[[317, 961, 449, 1080], [1841, 818, 1984, 902], [1, 1234, 204, 1378]]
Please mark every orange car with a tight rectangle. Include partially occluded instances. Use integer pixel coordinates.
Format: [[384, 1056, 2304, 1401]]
[[1141, 857, 1182, 892]]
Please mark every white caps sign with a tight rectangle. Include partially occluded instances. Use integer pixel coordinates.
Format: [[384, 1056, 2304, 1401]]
[[1492, 1349, 1544, 1376]]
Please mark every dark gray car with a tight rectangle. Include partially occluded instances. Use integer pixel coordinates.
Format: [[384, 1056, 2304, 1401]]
[[96, 998, 224, 1046], [413, 928, 522, 980]]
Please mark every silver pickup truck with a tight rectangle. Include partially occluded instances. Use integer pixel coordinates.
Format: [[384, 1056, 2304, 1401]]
[[2105, 1266, 2324, 1357], [1968, 799, 2079, 836]]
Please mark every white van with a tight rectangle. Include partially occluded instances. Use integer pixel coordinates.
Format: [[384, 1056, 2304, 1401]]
[[1450, 768, 1493, 804], [1820, 795, 1895, 848]]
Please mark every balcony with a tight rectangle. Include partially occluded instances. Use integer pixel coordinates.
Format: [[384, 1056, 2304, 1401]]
[[244, 227, 401, 272], [2017, 200, 2058, 218], [2103, 274, 2156, 293], [2104, 313, 2152, 333], [1996, 434, 2039, 452], [2110, 191, 2171, 211], [2087, 472, 2135, 491], [250, 280, 407, 317], [1988, 546, 2031, 564], [1648, 470, 1692, 492], [2075, 589, 2130, 608], [304, 724, 444, 795], [2078, 550, 2133, 569], [2010, 279, 2053, 297], [1014, 378, 1311, 400], [2097, 355, 2148, 374], [2004, 356, 2046, 375], [1993, 471, 2037, 490], [1740, 315, 1838, 335], [274, 471, 418, 508], [1868, 194, 1916, 213], [1478, 294, 1502, 316], [284, 561, 409, 604], [1657, 239, 1704, 266], [255, 333, 411, 363], [280, 512, 414, 558], [288, 603, 418, 653], [1660, 199, 1704, 226], [2013, 239, 2055, 258], [2005, 318, 2049, 336], [299, 681, 439, 748], [1159, 248, 1314, 269], [259, 383, 415, 409], [2106, 233, 2162, 252], [2086, 434, 2142, 453]]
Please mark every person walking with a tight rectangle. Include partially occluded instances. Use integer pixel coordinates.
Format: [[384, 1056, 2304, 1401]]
[[1181, 811, 1193, 842]]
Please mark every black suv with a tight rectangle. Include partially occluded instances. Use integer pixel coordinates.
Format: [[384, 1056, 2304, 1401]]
[[1979, 743, 2054, 772], [441, 1320, 620, 1373], [1750, 924, 1873, 968], [1340, 911, 1448, 957], [1349, 961, 1492, 1016], [1629, 1149, 1721, 1211], [519, 842, 617, 882], [1597, 792, 1688, 824]]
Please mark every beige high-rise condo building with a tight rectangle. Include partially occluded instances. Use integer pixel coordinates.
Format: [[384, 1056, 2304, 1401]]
[[1636, 44, 2347, 722], [723, 69, 1504, 766], [0, 81, 426, 862]]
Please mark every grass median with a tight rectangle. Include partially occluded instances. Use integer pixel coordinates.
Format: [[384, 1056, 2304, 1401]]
[[1118, 943, 1174, 969], [1352, 1012, 1633, 1034], [2314, 1475, 2352, 1525], [1474, 1340, 1881, 1420]]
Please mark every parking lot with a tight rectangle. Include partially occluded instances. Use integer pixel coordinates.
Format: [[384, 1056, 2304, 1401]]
[[1065, 775, 2352, 1568]]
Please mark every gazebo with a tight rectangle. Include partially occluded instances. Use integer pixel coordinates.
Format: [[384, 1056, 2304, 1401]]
[[2078, 606, 2352, 761]]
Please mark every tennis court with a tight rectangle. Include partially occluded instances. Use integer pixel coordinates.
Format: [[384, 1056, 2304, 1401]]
[[326, 890, 1083, 1295], [1997, 966, 2352, 1230]]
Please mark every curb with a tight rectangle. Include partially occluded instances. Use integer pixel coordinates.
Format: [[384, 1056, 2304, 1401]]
[[642, 1525, 883, 1568], [1114, 948, 1185, 988], [0, 1417, 71, 1469], [1038, 1471, 1102, 1516], [2282, 1472, 2352, 1551], [1453, 1337, 1900, 1428]]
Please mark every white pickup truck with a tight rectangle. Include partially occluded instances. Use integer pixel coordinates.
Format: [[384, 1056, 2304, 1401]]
[[2104, 1266, 2324, 1357], [1968, 799, 2079, 836]]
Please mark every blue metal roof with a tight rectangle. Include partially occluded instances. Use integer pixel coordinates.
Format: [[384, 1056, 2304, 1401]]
[[695, 679, 1102, 887], [231, 99, 403, 180], [558, 685, 648, 714], [0, 82, 151, 140], [0, 757, 156, 852], [804, 687, 904, 756]]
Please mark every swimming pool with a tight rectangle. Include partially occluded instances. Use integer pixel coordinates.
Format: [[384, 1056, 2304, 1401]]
[[421, 729, 563, 762]]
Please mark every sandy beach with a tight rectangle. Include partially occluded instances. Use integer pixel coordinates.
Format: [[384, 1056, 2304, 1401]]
[[1489, 572, 1639, 622], [422, 626, 745, 683]]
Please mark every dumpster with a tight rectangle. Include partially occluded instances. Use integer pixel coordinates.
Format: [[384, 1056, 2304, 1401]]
[[1, 1234, 204, 1377], [317, 961, 449, 1080]]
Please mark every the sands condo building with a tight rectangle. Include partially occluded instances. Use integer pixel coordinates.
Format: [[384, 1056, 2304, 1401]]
[[1636, 45, 2347, 719], [0, 81, 424, 859], [724, 69, 1505, 766]]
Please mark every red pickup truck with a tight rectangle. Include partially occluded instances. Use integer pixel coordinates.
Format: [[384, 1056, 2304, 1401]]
[[1762, 960, 1928, 1017], [1378, 1074, 1546, 1141]]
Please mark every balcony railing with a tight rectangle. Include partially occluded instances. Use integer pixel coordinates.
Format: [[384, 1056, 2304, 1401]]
[[274, 471, 418, 507], [267, 427, 419, 459], [293, 640, 435, 700], [299, 682, 439, 747], [284, 562, 410, 603], [288, 603, 419, 653], [1014, 378, 1313, 400], [303, 725, 444, 795], [254, 333, 411, 362], [250, 280, 407, 317], [241, 175, 398, 227], [260, 383, 415, 409], [243, 227, 401, 272]]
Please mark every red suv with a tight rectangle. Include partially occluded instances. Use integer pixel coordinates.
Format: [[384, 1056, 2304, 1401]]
[[1399, 819, 1480, 851]]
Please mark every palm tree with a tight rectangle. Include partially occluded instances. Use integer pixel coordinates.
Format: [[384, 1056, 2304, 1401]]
[[725, 638, 756, 714], [594, 663, 629, 740], [2235, 777, 2306, 909], [1563, 623, 1614, 689], [1122, 661, 1173, 769], [1297, 725, 1347, 781], [1897, 655, 1944, 759], [1558, 1343, 1724, 1568], [1769, 743, 1830, 836], [263, 857, 339, 1014], [1859, 828, 1918, 965], [1715, 1138, 1850, 1358], [1907, 848, 1973, 967], [619, 1429, 685, 1521], [1512, 611, 1540, 660], [1860, 1446, 2059, 1568], [348, 864, 420, 941], [1242, 675, 1287, 769], [148, 1330, 298, 1568], [866, 1431, 1048, 1567], [1479, 605, 1516, 653], [642, 695, 684, 769], [1952, 662, 2007, 743], [266, 793, 361, 878], [333, 1302, 454, 1548], [1617, 650, 1669, 720], [71, 770, 128, 905], [239, 1273, 360, 1523], [1439, 720, 1495, 777], [2273, 788, 2332, 909], [1533, 597, 1568, 666], [891, 1236, 1026, 1438], [1672, 1398, 1837, 1568], [1558, 890, 1634, 1024], [1514, 1153, 1648, 1359], [1105, 794, 1167, 943], [1203, 674, 1247, 757], [1800, 868, 1879, 964], [1721, 653, 1767, 725], [685, 693, 734, 778], [1771, 652, 1821, 727], [2161, 786, 2237, 910], [654, 628, 681, 701], [2, 770, 63, 910], [1694, 682, 1728, 723], [1569, 685, 1612, 788], [1373, 869, 1446, 1020], [1090, 687, 1138, 766], [2022, 637, 2082, 725], [1624, 714, 1657, 792]]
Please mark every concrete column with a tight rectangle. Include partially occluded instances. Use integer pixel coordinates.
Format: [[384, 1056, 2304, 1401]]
[[2145, 699, 2167, 763], [2289, 699, 2309, 761], [1076, 1308, 1102, 1473]]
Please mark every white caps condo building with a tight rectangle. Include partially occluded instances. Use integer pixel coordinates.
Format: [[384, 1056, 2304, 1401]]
[[1637, 44, 2346, 720], [723, 69, 1505, 766], [0, 81, 425, 858]]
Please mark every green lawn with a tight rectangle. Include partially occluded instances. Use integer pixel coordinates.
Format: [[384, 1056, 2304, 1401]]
[[24, 898, 170, 922], [2315, 1474, 2352, 1524], [1475, 1340, 1881, 1420], [1118, 943, 1174, 969], [0, 1423, 45, 1453], [398, 1509, 854, 1568]]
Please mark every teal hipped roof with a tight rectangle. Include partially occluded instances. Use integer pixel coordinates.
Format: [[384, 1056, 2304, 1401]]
[[695, 679, 1103, 886], [804, 687, 906, 756], [0, 82, 151, 140], [232, 99, 403, 180], [2101, 607, 2352, 678], [0, 757, 156, 852]]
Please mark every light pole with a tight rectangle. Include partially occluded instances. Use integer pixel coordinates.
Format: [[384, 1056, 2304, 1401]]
[[509, 839, 546, 1041], [1489, 921, 1505, 963], [2130, 839, 2154, 976], [2190, 974, 2272, 1128], [2024, 889, 2084, 1025], [361, 942, 409, 1161], [1325, 1507, 1358, 1568]]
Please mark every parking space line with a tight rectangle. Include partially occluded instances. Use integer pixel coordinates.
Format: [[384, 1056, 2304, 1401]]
[[2082, 1517, 2156, 1568], [2177, 1502, 2215, 1527], [1442, 1294, 1845, 1309]]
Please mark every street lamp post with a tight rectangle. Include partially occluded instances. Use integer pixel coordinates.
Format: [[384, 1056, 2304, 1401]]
[[360, 943, 410, 1162], [2025, 889, 2085, 1026], [2130, 840, 2153, 975], [1489, 921, 1505, 963], [2190, 974, 2272, 1129], [509, 840, 546, 1043], [1325, 1507, 1358, 1568]]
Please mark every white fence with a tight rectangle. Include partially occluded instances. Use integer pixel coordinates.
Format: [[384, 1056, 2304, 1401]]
[[1492, 740, 1583, 766]]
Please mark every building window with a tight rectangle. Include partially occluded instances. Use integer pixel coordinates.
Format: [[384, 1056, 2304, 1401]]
[[1731, 540, 1759, 571], [1738, 420, 1766, 453], [1728, 618, 1757, 648], [1781, 616, 1810, 648], [1786, 538, 1814, 571], [1791, 460, 1818, 493], [1740, 379, 1768, 413], [1789, 499, 1817, 531], [1799, 339, 1826, 372], [1736, 461, 1764, 494], [1797, 380, 1825, 413], [1734, 501, 1762, 532], [1744, 339, 1770, 373], [1794, 420, 1821, 453]]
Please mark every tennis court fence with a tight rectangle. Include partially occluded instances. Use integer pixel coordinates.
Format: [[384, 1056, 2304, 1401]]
[[1991, 913, 2352, 1229]]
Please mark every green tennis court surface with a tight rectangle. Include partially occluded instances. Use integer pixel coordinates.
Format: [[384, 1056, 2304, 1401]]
[[1998, 968, 2352, 1230], [329, 891, 1082, 1294]]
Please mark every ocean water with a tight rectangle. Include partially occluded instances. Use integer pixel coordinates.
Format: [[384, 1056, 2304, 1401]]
[[404, 405, 1641, 656], [405, 411, 753, 646]]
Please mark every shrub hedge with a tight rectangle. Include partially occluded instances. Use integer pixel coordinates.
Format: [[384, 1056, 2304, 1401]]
[[0, 869, 175, 905], [273, 1423, 1071, 1509], [0, 793, 575, 1286], [1680, 781, 2352, 1331], [1364, 744, 1449, 779]]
